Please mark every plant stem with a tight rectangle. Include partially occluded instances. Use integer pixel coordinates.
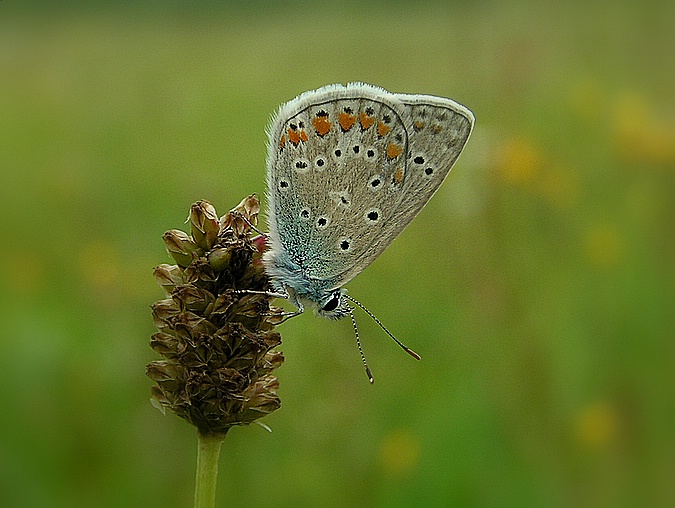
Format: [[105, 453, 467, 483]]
[[194, 431, 226, 508]]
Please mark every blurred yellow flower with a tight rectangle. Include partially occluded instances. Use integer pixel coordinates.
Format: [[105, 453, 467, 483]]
[[575, 401, 619, 450], [379, 427, 421, 477], [613, 92, 675, 166], [584, 225, 624, 269], [495, 136, 543, 184], [494, 136, 580, 208]]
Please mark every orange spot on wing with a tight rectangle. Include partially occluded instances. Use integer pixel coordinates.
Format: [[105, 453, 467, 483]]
[[393, 167, 404, 184], [339, 112, 356, 131], [377, 121, 391, 137], [386, 142, 403, 159], [287, 126, 307, 146], [287, 127, 301, 146], [313, 115, 332, 136], [360, 112, 375, 130], [413, 121, 425, 131]]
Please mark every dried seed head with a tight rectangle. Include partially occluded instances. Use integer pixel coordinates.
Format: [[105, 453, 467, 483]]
[[147, 195, 284, 436]]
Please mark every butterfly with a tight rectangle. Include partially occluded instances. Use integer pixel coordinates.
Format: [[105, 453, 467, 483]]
[[261, 83, 474, 380]]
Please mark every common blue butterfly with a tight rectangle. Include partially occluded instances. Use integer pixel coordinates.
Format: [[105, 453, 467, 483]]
[[262, 83, 474, 380]]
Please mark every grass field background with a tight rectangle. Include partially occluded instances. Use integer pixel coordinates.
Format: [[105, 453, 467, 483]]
[[1, 1, 673, 506]]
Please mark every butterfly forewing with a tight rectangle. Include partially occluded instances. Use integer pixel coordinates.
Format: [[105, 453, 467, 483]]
[[267, 85, 413, 284]]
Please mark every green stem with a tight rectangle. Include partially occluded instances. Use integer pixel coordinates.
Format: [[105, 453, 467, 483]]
[[194, 431, 226, 508]]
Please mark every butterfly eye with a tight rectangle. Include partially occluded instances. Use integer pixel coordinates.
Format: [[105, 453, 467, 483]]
[[321, 292, 341, 312]]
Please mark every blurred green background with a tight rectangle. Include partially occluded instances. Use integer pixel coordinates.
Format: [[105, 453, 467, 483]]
[[1, 1, 673, 506]]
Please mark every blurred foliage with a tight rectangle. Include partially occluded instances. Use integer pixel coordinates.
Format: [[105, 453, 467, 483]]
[[0, 1, 673, 507]]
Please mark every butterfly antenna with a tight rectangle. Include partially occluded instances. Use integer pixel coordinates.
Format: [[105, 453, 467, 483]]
[[345, 295, 422, 361], [348, 307, 375, 384]]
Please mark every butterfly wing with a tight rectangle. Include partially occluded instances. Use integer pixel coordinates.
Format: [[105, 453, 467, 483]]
[[264, 83, 474, 296]]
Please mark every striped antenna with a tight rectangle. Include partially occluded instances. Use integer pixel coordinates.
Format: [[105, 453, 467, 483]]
[[348, 308, 374, 384], [344, 294, 422, 363]]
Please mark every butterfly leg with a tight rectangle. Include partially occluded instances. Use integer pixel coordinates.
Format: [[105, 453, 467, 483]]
[[233, 288, 304, 323], [234, 289, 288, 299], [274, 309, 303, 323]]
